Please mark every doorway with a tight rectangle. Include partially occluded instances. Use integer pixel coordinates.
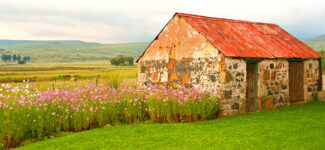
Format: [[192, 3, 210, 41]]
[[289, 61, 304, 103], [246, 61, 257, 112]]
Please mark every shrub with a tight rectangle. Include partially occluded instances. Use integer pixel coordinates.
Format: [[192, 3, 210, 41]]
[[18, 60, 26, 64], [110, 56, 134, 66]]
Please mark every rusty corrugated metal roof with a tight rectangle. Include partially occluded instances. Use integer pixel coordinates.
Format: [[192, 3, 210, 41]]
[[177, 12, 321, 59]]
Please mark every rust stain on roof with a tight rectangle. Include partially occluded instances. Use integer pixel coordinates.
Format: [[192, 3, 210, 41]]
[[177, 12, 321, 59]]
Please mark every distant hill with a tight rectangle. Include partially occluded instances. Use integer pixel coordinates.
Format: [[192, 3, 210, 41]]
[[0, 40, 100, 47], [303, 34, 325, 50], [1, 42, 149, 63]]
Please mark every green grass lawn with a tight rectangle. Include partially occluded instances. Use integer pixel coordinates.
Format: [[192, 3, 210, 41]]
[[18, 101, 325, 150]]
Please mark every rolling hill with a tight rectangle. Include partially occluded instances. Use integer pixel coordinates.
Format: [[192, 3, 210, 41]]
[[0, 40, 99, 47], [1, 41, 149, 63], [303, 34, 325, 50]]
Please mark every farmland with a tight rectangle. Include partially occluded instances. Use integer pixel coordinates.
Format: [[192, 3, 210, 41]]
[[0, 61, 137, 89]]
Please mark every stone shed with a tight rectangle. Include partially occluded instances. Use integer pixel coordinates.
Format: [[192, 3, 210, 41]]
[[136, 12, 322, 116]]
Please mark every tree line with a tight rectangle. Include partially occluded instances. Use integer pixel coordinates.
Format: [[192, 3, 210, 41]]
[[1, 54, 31, 64], [110, 56, 134, 66]]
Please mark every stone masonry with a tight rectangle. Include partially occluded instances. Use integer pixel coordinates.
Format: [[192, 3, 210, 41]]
[[304, 59, 320, 101], [257, 59, 289, 110]]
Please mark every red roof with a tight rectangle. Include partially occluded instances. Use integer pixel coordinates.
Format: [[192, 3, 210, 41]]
[[177, 12, 321, 59]]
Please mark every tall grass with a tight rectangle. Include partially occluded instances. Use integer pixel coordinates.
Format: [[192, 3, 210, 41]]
[[0, 81, 220, 148]]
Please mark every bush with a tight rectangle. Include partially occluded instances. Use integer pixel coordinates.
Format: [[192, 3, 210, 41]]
[[18, 60, 26, 64], [110, 56, 134, 66]]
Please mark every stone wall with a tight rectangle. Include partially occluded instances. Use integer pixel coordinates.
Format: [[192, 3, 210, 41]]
[[138, 57, 320, 116], [138, 56, 246, 117], [220, 57, 246, 116], [257, 59, 289, 110], [138, 56, 224, 90], [304, 59, 320, 101]]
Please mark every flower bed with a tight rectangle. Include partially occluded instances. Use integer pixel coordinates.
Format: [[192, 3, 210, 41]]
[[0, 81, 220, 148]]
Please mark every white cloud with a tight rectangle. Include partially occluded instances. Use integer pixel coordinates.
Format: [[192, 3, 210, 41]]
[[0, 0, 324, 43]]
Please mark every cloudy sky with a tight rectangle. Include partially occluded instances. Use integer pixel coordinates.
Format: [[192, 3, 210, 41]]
[[0, 0, 324, 44]]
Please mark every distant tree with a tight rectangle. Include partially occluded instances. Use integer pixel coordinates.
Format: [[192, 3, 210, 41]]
[[0, 48, 4, 52], [1, 54, 12, 62], [22, 56, 31, 61], [17, 54, 21, 61], [18, 60, 26, 64], [13, 54, 17, 62], [110, 56, 134, 66], [1, 53, 6, 62], [7, 55, 11, 61]]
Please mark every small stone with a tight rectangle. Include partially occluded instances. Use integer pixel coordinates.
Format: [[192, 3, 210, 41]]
[[231, 103, 240, 110], [237, 83, 242, 88], [271, 71, 276, 80], [223, 90, 232, 99], [279, 96, 284, 103], [281, 85, 287, 90], [233, 63, 238, 69], [270, 63, 274, 69], [209, 74, 217, 82], [263, 70, 270, 80], [196, 77, 200, 83], [272, 98, 278, 104], [308, 87, 312, 92], [272, 86, 279, 90], [141, 66, 146, 73], [275, 63, 282, 69]]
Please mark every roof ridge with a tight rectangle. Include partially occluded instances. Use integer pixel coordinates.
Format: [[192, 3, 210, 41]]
[[176, 12, 278, 26]]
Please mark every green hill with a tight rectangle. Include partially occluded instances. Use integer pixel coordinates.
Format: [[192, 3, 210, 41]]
[[303, 34, 325, 50], [1, 42, 149, 63], [0, 40, 99, 47]]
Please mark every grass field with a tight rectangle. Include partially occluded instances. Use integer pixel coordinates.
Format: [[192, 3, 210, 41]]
[[0, 61, 137, 88], [17, 101, 325, 150]]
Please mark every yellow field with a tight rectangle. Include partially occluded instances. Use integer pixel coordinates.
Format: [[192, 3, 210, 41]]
[[0, 61, 137, 88]]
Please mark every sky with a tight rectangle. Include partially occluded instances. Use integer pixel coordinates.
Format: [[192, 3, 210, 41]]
[[0, 0, 324, 44]]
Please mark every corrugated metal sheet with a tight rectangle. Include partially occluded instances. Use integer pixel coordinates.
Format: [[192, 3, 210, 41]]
[[177, 12, 321, 59]]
